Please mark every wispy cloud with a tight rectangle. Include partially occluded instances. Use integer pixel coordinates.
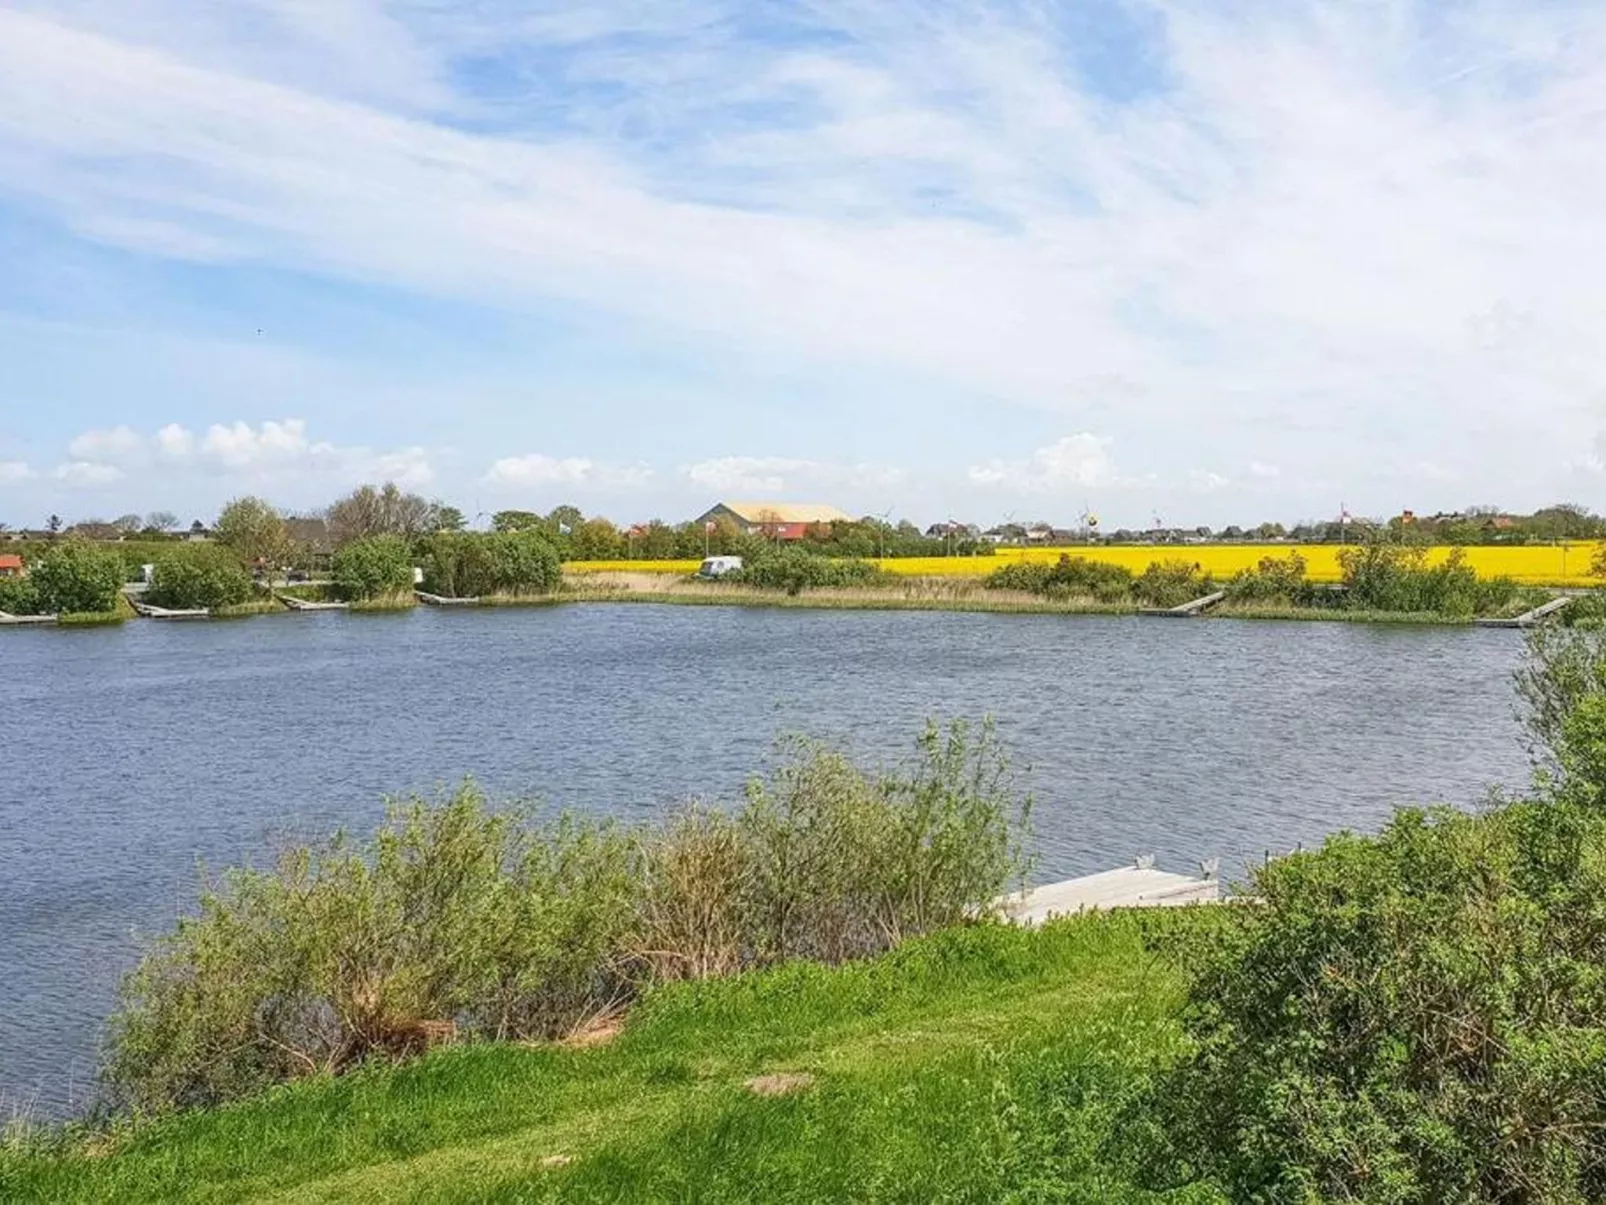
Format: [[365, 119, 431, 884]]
[[484, 453, 652, 490], [1, 1, 1604, 518], [683, 456, 904, 497]]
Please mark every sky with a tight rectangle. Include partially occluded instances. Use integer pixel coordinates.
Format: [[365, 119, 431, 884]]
[[2, 0, 1606, 530]]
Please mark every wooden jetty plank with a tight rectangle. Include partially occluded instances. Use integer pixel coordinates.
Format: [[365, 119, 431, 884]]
[[998, 860, 1219, 925], [415, 591, 481, 607], [277, 595, 350, 612], [1475, 596, 1572, 629], [1139, 589, 1227, 618]]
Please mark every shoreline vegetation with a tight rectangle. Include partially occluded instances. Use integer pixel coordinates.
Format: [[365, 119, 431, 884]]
[[16, 629, 1606, 1200]]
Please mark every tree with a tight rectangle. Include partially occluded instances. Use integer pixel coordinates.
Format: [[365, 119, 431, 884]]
[[570, 517, 624, 561], [113, 514, 143, 535], [434, 505, 467, 533], [326, 483, 439, 546], [31, 541, 125, 614], [47, 514, 61, 537], [214, 496, 291, 579], [146, 511, 178, 534], [331, 536, 414, 600], [147, 546, 252, 610], [491, 510, 542, 534]]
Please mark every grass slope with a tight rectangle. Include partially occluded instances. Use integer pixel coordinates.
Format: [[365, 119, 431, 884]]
[[3, 916, 1220, 1204]]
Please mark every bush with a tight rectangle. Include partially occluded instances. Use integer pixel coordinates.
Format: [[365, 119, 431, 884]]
[[985, 556, 1134, 603], [1336, 542, 1513, 616], [734, 549, 890, 594], [1223, 553, 1315, 605], [419, 531, 562, 598], [147, 547, 253, 611], [0, 573, 41, 615], [105, 722, 1032, 1115], [1140, 801, 1606, 1203], [29, 541, 125, 615], [331, 536, 414, 600], [1132, 559, 1210, 608]]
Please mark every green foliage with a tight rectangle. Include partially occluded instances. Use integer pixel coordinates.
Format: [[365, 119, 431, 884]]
[[147, 547, 253, 611], [418, 531, 561, 598], [28, 541, 125, 615], [1139, 802, 1606, 1203], [0, 574, 41, 615], [1336, 541, 1516, 617], [1222, 553, 1314, 605], [1132, 560, 1211, 609], [100, 723, 1032, 1117], [331, 536, 414, 600], [732, 548, 891, 594], [213, 497, 290, 569], [985, 555, 1134, 603]]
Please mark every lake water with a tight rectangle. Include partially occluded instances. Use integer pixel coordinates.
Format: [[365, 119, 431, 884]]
[[1, 605, 1534, 1114]]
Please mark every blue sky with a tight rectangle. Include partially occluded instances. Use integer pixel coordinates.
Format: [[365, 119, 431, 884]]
[[2, 0, 1606, 529]]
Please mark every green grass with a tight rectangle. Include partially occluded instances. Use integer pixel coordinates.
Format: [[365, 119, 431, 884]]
[[212, 599, 290, 619], [55, 611, 125, 627], [349, 591, 419, 613], [0, 914, 1221, 1204]]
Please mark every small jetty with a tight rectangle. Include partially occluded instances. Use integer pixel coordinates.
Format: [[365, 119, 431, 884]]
[[1139, 589, 1226, 618], [128, 599, 210, 620], [415, 591, 480, 607], [0, 609, 57, 626], [999, 857, 1220, 925], [277, 594, 349, 612], [1476, 596, 1572, 629]]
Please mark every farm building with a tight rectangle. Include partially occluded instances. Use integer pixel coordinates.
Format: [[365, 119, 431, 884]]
[[695, 502, 853, 541], [0, 554, 24, 578]]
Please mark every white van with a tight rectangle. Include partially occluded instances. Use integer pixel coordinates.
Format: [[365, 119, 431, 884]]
[[697, 555, 744, 579]]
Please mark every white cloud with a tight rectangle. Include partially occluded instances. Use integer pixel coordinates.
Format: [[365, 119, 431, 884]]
[[484, 453, 650, 490], [1249, 461, 1282, 480], [67, 425, 146, 463], [682, 456, 903, 498], [968, 434, 1125, 493], [52, 460, 124, 486], [6, 2, 1606, 513], [55, 418, 433, 485], [0, 461, 35, 483], [1188, 470, 1231, 492]]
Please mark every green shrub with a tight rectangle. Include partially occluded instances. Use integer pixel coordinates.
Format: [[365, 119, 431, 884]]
[[0, 573, 41, 615], [734, 549, 890, 594], [419, 531, 561, 598], [147, 546, 252, 611], [331, 536, 414, 600], [1139, 801, 1606, 1203], [1223, 553, 1315, 605], [984, 555, 1134, 603], [29, 541, 125, 615], [105, 722, 1032, 1116], [1132, 559, 1210, 608]]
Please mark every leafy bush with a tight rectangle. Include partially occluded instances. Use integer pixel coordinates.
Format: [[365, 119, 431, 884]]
[[1132, 559, 1211, 608], [1336, 542, 1512, 616], [29, 541, 125, 614], [331, 536, 414, 600], [419, 531, 562, 598], [1140, 801, 1606, 1203], [985, 556, 1134, 603], [1223, 553, 1315, 605], [105, 722, 1032, 1115], [0, 573, 41, 615], [147, 546, 253, 611], [733, 549, 890, 594]]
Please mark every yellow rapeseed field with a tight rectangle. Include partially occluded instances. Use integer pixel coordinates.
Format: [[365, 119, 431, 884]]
[[567, 542, 1605, 588]]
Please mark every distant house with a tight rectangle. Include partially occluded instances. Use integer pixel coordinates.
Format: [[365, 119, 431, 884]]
[[185, 521, 213, 542], [695, 502, 853, 542], [0, 554, 24, 578]]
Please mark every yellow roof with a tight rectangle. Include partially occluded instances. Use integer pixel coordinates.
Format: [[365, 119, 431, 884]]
[[722, 502, 854, 525]]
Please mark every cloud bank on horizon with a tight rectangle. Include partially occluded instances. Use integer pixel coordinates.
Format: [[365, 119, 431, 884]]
[[1, 0, 1605, 527]]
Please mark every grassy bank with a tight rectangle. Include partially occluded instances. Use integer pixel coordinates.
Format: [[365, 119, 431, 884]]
[[349, 591, 419, 613], [1, 914, 1216, 1204]]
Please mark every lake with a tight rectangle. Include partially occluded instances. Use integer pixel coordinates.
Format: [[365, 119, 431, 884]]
[[0, 605, 1533, 1114]]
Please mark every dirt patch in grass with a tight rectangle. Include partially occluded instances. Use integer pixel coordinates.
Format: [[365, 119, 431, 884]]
[[744, 1072, 816, 1098]]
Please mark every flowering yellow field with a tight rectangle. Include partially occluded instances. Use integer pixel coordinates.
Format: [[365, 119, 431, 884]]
[[568, 543, 1604, 588]]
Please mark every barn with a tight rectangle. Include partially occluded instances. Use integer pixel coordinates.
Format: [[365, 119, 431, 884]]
[[0, 554, 24, 579], [695, 502, 853, 542]]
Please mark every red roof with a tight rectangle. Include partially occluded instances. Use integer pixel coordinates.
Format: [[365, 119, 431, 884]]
[[0, 555, 23, 571]]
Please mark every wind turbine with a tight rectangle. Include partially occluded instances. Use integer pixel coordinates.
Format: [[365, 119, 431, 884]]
[[874, 506, 894, 559]]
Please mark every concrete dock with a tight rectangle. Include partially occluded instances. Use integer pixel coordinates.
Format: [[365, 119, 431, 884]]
[[1139, 590, 1227, 618], [1475, 596, 1572, 629], [999, 859, 1220, 925]]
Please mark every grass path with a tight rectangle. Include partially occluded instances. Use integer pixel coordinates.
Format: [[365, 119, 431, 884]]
[[4, 916, 1223, 1204]]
